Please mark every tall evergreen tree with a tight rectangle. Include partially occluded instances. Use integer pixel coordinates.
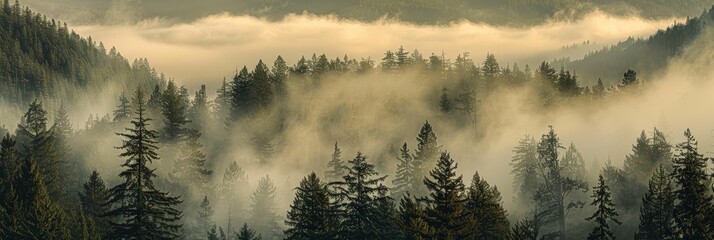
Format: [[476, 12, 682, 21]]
[[392, 142, 415, 198], [104, 88, 183, 239], [413, 121, 440, 196], [78, 170, 111, 238], [252, 60, 274, 110], [189, 84, 209, 129], [15, 100, 65, 205], [534, 126, 588, 240], [271, 55, 289, 97], [214, 78, 232, 122], [586, 175, 621, 240], [171, 129, 212, 192], [229, 66, 253, 122], [467, 171, 510, 239], [330, 152, 388, 240], [510, 135, 539, 208], [635, 165, 675, 240], [236, 223, 262, 240], [422, 152, 471, 240], [113, 92, 131, 122], [3, 158, 70, 239], [249, 175, 281, 239], [324, 142, 345, 182], [285, 173, 335, 240], [397, 194, 430, 239], [161, 80, 190, 142], [671, 129, 712, 239]]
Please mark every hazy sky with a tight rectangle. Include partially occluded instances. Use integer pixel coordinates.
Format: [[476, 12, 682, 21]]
[[67, 12, 680, 91]]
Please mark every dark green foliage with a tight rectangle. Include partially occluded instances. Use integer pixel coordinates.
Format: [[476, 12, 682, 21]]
[[113, 92, 131, 122], [397, 194, 430, 239], [229, 66, 253, 122], [0, 1, 161, 106], [324, 142, 345, 182], [671, 129, 712, 239], [104, 88, 183, 240], [620, 69, 639, 88], [236, 223, 262, 240], [392, 142, 415, 198], [422, 152, 471, 240], [635, 166, 675, 240], [78, 170, 110, 238], [586, 175, 621, 240], [413, 121, 439, 196], [161, 80, 190, 142], [285, 173, 335, 240], [1, 158, 70, 239], [249, 175, 281, 239], [15, 100, 67, 205], [251, 60, 274, 110], [555, 68, 581, 96], [271, 55, 289, 96], [567, 8, 714, 84], [467, 171, 510, 239], [329, 152, 389, 240]]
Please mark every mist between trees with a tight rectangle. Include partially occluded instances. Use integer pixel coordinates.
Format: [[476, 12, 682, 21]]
[[4, 2, 714, 240]]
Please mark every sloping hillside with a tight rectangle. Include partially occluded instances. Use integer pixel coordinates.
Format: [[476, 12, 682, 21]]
[[555, 6, 714, 85], [0, 0, 163, 109]]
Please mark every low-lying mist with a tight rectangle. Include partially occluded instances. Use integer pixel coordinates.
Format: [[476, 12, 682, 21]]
[[70, 12, 680, 91]]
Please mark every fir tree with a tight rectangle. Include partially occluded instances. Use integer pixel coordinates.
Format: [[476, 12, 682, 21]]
[[198, 196, 215, 238], [104, 88, 183, 239], [439, 88, 452, 114], [635, 165, 675, 240], [422, 152, 471, 240], [189, 84, 209, 129], [413, 121, 440, 196], [249, 175, 281, 239], [392, 142, 415, 198], [15, 100, 65, 205], [534, 126, 588, 240], [329, 152, 389, 240], [208, 225, 219, 240], [171, 129, 212, 192], [4, 158, 70, 239], [285, 173, 334, 240], [113, 92, 131, 122], [252, 60, 274, 110], [671, 129, 712, 238], [271, 55, 289, 96], [467, 171, 510, 239], [78, 170, 110, 238], [229, 66, 253, 122], [324, 142, 345, 182], [397, 194, 430, 239], [161, 80, 190, 142], [236, 223, 262, 240], [0, 134, 18, 186], [214, 79, 232, 122], [586, 175, 621, 240], [395, 46, 412, 67], [510, 135, 539, 208], [381, 50, 398, 72]]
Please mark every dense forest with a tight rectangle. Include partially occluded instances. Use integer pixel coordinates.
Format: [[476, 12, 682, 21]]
[[555, 7, 714, 85], [22, 0, 713, 26], [0, 0, 163, 110], [2, 1, 714, 240]]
